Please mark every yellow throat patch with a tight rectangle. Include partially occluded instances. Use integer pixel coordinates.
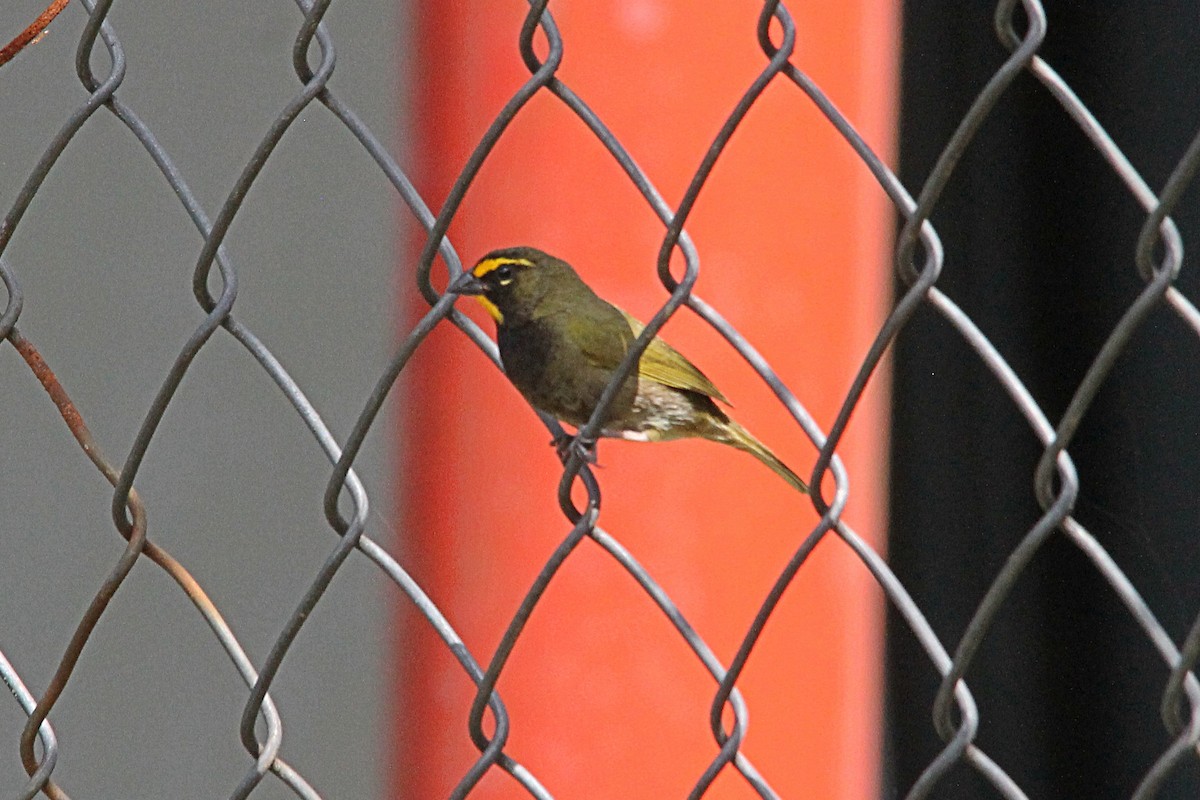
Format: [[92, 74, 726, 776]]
[[470, 256, 535, 323], [474, 295, 504, 323]]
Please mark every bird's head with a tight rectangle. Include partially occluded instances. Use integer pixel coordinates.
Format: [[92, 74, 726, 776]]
[[449, 246, 584, 325]]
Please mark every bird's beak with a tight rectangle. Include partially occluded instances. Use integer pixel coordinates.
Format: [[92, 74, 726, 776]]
[[448, 270, 487, 296]]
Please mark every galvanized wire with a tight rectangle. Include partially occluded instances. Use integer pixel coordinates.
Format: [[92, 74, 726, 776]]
[[2, 0, 1200, 797]]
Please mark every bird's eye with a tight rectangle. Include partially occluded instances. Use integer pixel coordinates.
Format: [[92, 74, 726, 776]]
[[494, 264, 515, 283]]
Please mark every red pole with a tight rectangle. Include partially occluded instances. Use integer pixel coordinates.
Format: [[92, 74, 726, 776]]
[[399, 2, 898, 797]]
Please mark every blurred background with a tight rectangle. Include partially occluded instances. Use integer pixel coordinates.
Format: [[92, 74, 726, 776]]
[[1, 1, 399, 796], [888, 3, 1200, 798], [4, 1, 1200, 799]]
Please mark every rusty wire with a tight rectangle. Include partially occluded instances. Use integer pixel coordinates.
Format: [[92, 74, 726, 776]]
[[0, 0, 69, 68], [3, 0, 1200, 797]]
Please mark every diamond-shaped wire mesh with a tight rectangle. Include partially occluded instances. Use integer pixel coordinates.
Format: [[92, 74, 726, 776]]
[[2, 0, 1199, 798]]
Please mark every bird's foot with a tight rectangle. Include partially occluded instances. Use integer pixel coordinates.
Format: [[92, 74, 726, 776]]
[[551, 432, 599, 467]]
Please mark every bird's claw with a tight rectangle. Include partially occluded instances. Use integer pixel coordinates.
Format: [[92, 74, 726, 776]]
[[551, 432, 599, 467]]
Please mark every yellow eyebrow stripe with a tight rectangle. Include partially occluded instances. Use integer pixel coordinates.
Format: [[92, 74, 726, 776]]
[[473, 256, 535, 278]]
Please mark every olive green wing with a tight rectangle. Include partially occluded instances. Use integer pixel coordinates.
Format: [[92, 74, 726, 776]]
[[618, 310, 731, 405], [562, 303, 634, 360]]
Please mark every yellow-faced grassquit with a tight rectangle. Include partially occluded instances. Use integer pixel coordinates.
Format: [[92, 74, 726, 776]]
[[449, 246, 807, 493]]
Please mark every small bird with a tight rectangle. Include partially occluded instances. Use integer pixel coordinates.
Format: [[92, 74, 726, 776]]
[[448, 246, 807, 493]]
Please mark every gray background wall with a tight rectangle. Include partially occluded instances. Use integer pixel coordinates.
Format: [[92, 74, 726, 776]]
[[1, 1, 403, 796]]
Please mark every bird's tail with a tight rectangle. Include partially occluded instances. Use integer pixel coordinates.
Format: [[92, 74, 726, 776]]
[[718, 419, 809, 494]]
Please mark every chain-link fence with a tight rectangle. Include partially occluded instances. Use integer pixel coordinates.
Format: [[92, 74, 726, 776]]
[[4, 0, 1200, 798]]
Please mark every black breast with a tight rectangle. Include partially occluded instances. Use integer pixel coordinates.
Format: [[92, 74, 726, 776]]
[[497, 318, 636, 427], [498, 320, 557, 405]]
